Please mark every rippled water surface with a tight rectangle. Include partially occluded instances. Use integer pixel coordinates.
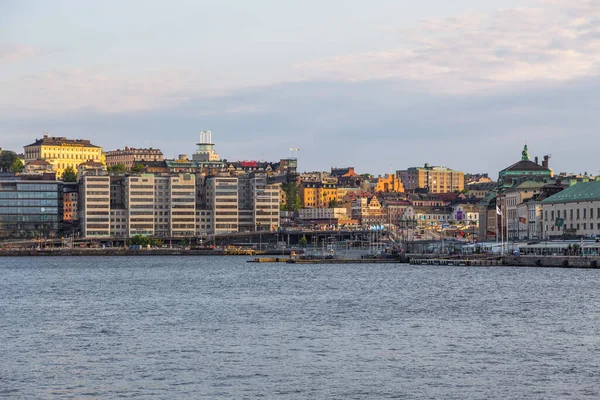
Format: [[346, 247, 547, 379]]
[[2, 256, 600, 399]]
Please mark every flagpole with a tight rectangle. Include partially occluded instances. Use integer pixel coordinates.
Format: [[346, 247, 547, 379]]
[[496, 203, 499, 245]]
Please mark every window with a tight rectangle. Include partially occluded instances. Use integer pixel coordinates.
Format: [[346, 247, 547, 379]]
[[583, 223, 587, 230], [551, 211, 554, 221], [584, 208, 587, 219], [570, 209, 574, 220], [591, 208, 594, 219], [577, 209, 580, 219]]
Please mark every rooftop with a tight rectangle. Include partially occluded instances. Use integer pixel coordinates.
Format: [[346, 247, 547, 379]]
[[542, 181, 600, 204], [24, 135, 100, 148]]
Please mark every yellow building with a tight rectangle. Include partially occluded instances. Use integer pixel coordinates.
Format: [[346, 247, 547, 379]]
[[300, 181, 338, 208], [374, 174, 404, 193], [397, 163, 464, 194], [23, 134, 105, 178]]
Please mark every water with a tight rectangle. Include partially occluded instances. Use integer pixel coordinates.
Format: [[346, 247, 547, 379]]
[[1, 256, 600, 399]]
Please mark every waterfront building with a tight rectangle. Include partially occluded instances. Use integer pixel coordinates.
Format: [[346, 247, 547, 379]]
[[541, 180, 600, 238], [105, 147, 164, 169], [195, 209, 213, 236], [203, 175, 239, 234], [23, 134, 105, 177], [503, 181, 545, 240], [238, 174, 280, 232], [124, 175, 155, 236], [478, 194, 498, 241], [397, 164, 465, 194], [79, 175, 111, 238], [63, 182, 78, 223], [0, 173, 63, 239], [155, 174, 196, 237]]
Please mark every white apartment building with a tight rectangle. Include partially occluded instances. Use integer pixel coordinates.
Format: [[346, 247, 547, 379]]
[[239, 175, 280, 231], [166, 174, 196, 237], [527, 198, 543, 240], [79, 175, 111, 238], [206, 175, 239, 233], [195, 209, 213, 236], [126, 174, 155, 236], [110, 209, 128, 239], [504, 181, 545, 240]]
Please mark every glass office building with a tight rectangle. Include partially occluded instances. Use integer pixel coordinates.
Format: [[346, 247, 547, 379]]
[[0, 174, 63, 239]]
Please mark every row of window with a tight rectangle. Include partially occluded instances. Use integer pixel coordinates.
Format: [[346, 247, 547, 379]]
[[545, 208, 600, 221]]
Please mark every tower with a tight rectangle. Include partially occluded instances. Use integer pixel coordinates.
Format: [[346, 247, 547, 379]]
[[192, 130, 220, 162]]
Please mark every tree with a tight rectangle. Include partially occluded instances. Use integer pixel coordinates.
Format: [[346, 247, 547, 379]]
[[131, 163, 145, 173], [328, 199, 338, 208], [0, 150, 20, 172], [61, 166, 77, 182], [108, 163, 127, 173], [10, 158, 24, 173], [299, 235, 308, 248], [282, 181, 301, 212]]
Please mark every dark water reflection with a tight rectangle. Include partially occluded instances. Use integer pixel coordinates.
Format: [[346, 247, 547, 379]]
[[1, 256, 599, 399]]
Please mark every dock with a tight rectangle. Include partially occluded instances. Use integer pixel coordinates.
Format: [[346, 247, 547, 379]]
[[409, 258, 502, 266]]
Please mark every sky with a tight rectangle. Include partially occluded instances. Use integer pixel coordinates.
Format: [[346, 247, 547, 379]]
[[2, 0, 600, 177]]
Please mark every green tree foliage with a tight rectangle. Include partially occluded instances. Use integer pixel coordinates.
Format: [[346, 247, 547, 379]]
[[128, 235, 163, 248], [282, 181, 301, 212], [10, 158, 24, 173], [299, 235, 308, 247], [0, 150, 20, 172], [131, 163, 145, 173], [108, 163, 127, 173], [328, 199, 338, 208], [61, 166, 78, 182]]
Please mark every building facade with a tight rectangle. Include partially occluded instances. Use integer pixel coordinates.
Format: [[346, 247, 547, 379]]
[[79, 175, 111, 238], [541, 181, 600, 238], [24, 134, 105, 177], [105, 147, 164, 169], [0, 174, 63, 239], [397, 164, 464, 194]]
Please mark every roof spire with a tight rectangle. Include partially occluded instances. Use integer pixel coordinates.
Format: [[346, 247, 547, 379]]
[[521, 144, 530, 161]]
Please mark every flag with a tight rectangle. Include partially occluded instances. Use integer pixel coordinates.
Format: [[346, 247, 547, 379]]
[[496, 206, 502, 216], [518, 217, 526, 224]]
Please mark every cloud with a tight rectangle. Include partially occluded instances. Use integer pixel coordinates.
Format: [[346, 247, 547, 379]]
[[3, 75, 600, 176], [0, 43, 36, 63], [295, 0, 600, 93]]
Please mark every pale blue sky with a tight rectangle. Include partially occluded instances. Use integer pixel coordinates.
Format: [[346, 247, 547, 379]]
[[2, 0, 599, 176]]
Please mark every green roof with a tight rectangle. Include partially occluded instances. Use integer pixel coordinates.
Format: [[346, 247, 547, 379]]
[[542, 181, 600, 204]]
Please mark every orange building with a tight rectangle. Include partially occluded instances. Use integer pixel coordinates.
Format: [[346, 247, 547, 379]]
[[374, 174, 404, 193], [300, 181, 338, 208]]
